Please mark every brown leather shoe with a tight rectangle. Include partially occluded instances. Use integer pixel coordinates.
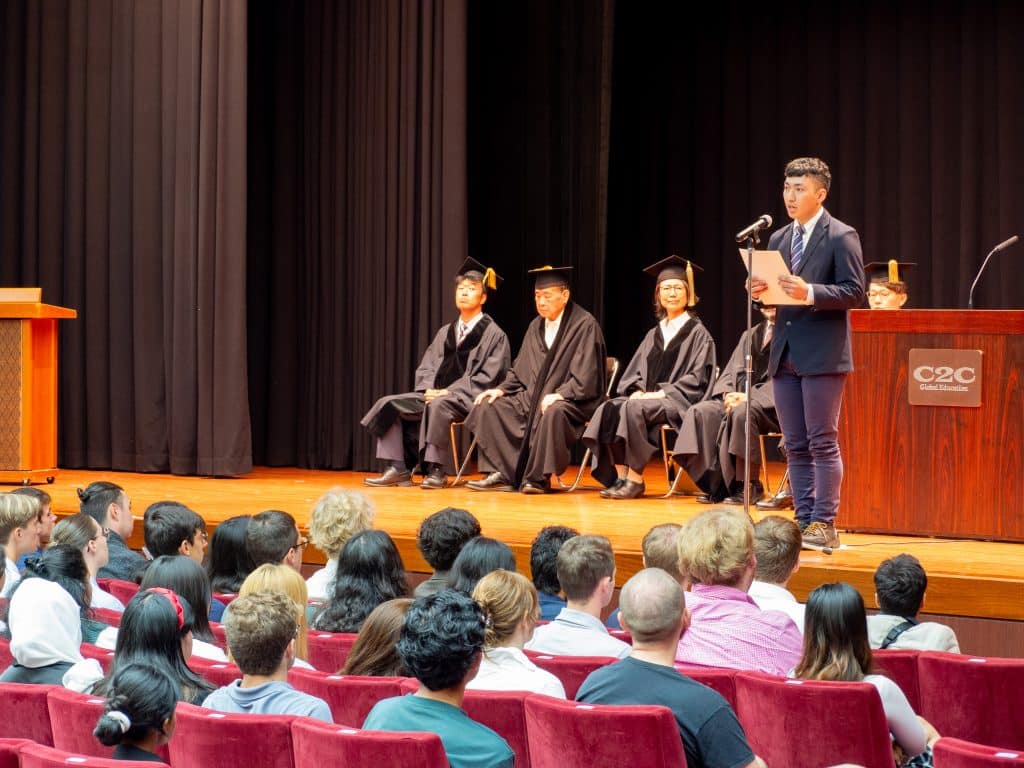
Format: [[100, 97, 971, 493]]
[[363, 467, 413, 487], [420, 468, 448, 490], [466, 471, 513, 492], [601, 479, 645, 499], [520, 479, 550, 495], [755, 485, 794, 511]]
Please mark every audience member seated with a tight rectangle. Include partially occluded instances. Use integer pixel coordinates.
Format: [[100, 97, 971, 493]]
[[340, 597, 413, 677], [79, 481, 145, 581], [93, 587, 215, 704], [525, 535, 630, 659], [446, 536, 516, 595], [50, 513, 126, 612], [246, 509, 306, 573], [867, 554, 959, 653], [795, 582, 939, 767], [529, 525, 579, 621], [11, 487, 55, 568], [237, 563, 314, 668], [94, 662, 179, 762], [1, 491, 41, 597], [468, 569, 565, 698], [363, 590, 514, 768], [306, 488, 374, 602], [203, 591, 331, 721], [748, 516, 805, 632], [311, 530, 409, 634], [577, 569, 765, 768], [607, 522, 683, 629], [0, 547, 104, 691], [205, 515, 254, 595], [675, 508, 802, 675], [414, 508, 481, 598]]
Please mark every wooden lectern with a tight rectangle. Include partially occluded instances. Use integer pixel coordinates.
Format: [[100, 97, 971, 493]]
[[0, 288, 77, 485], [839, 309, 1024, 542]]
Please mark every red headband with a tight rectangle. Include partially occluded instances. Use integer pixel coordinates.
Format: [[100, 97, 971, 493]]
[[147, 587, 185, 630]]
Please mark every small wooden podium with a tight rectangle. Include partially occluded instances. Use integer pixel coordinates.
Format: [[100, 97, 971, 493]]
[[0, 288, 77, 485]]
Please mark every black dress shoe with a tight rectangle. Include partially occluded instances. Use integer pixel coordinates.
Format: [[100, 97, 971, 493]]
[[602, 479, 645, 499], [755, 486, 794, 511], [599, 477, 627, 498], [520, 480, 550, 495], [420, 468, 448, 490], [724, 482, 765, 505], [466, 471, 513, 492], [363, 467, 413, 487]]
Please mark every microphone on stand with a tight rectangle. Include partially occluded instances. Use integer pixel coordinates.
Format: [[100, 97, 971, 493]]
[[968, 235, 1019, 309], [735, 214, 773, 244]]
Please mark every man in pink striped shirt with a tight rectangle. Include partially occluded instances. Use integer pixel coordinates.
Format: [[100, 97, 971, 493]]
[[675, 508, 802, 675]]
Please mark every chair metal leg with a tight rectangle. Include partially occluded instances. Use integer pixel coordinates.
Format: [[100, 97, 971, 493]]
[[451, 435, 478, 486], [556, 449, 591, 491]]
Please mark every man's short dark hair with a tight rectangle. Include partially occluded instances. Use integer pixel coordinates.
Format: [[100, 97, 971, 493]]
[[874, 553, 927, 617], [529, 526, 578, 595], [224, 591, 299, 675], [556, 535, 615, 602], [397, 589, 484, 691], [77, 481, 125, 525], [753, 516, 802, 585], [144, 501, 206, 558], [784, 156, 832, 192], [246, 510, 299, 567], [416, 508, 481, 571]]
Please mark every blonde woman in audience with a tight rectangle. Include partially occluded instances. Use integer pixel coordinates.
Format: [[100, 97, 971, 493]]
[[50, 512, 125, 612], [341, 597, 412, 677], [794, 582, 939, 768], [237, 563, 312, 667], [468, 569, 566, 698], [306, 488, 375, 602]]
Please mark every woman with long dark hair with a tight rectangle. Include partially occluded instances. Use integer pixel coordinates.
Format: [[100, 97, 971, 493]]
[[312, 530, 409, 633], [445, 536, 516, 594], [93, 588, 215, 705], [205, 515, 254, 595], [794, 582, 939, 767]]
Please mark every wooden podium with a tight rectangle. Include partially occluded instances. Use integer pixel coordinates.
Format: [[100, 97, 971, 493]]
[[0, 288, 77, 485], [838, 309, 1024, 542]]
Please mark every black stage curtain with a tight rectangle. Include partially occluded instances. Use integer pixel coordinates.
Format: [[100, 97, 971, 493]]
[[247, 0, 468, 469], [0, 0, 251, 476]]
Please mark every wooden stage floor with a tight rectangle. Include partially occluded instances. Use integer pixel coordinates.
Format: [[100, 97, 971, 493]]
[[23, 466, 1024, 639]]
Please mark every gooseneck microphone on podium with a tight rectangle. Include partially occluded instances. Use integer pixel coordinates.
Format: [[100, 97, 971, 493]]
[[735, 214, 773, 244], [968, 234, 1019, 309]]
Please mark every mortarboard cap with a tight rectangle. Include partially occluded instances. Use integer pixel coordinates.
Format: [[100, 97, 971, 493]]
[[528, 265, 573, 290], [642, 255, 704, 307], [457, 257, 503, 291], [864, 260, 915, 286]]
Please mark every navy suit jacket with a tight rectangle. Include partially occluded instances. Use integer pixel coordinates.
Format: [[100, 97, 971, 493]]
[[766, 209, 865, 376]]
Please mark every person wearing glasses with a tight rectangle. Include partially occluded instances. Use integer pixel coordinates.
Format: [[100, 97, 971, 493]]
[[50, 512, 126, 612], [246, 509, 307, 574], [202, 590, 332, 721], [142, 501, 209, 565]]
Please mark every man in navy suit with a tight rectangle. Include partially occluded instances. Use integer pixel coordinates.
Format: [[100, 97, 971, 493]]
[[750, 157, 865, 550]]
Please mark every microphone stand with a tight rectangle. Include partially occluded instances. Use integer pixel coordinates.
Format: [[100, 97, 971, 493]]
[[740, 233, 759, 517]]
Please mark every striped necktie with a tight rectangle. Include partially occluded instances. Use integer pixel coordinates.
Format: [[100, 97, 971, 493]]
[[791, 223, 805, 272], [457, 322, 468, 345]]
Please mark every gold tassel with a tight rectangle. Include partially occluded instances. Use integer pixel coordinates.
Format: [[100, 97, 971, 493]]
[[888, 259, 900, 284], [686, 261, 696, 307], [483, 267, 497, 290]]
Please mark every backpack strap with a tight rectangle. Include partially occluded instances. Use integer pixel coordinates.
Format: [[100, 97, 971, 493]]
[[879, 618, 918, 650]]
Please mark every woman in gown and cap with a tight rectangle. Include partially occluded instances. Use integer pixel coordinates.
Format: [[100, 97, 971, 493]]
[[582, 256, 717, 499]]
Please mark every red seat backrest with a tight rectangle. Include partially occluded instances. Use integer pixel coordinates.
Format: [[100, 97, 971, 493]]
[[212, 592, 239, 605], [0, 738, 33, 768], [286, 667, 409, 727], [80, 643, 116, 673], [522, 652, 618, 699], [209, 621, 228, 650], [97, 579, 140, 607], [462, 689, 532, 768], [733, 671, 893, 768], [0, 682, 56, 745], [92, 607, 123, 628], [169, 702, 296, 768], [524, 695, 687, 768], [46, 687, 113, 758], [918, 651, 1024, 751], [0, 638, 13, 671], [18, 741, 171, 768], [291, 717, 448, 768], [873, 648, 921, 713], [932, 736, 1024, 766], [673, 664, 739, 709], [306, 631, 359, 673], [187, 656, 242, 688]]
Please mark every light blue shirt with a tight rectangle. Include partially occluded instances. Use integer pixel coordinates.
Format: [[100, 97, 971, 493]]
[[202, 680, 332, 722], [524, 607, 631, 659]]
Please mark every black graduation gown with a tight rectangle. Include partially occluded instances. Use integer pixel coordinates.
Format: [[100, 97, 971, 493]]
[[466, 301, 606, 487], [581, 315, 716, 487]]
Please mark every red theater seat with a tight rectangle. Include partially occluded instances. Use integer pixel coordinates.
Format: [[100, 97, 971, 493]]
[[733, 672, 893, 768], [96, 578, 139, 607], [80, 643, 116, 673], [0, 738, 32, 768], [873, 648, 922, 713], [522, 652, 618, 699], [306, 631, 359, 673], [92, 607, 123, 628], [188, 655, 241, 688], [918, 652, 1024, 750], [287, 667, 410, 726], [0, 638, 13, 672], [47, 687, 113, 758], [673, 664, 739, 709], [0, 682, 56, 745], [169, 702, 296, 768], [292, 718, 447, 768], [933, 737, 1024, 766], [19, 741, 170, 768], [524, 695, 687, 768], [462, 689, 533, 768]]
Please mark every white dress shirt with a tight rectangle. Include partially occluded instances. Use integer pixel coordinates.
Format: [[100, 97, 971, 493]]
[[793, 206, 825, 305], [305, 559, 338, 602], [467, 645, 566, 699], [748, 580, 805, 634], [544, 312, 564, 348], [90, 577, 126, 612], [659, 312, 690, 344]]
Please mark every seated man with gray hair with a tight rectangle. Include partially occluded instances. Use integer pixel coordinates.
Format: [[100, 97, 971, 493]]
[[577, 568, 765, 768]]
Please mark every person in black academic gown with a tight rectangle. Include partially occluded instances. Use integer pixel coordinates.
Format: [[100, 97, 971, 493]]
[[466, 266, 607, 494], [581, 256, 717, 499], [361, 259, 511, 489], [672, 303, 779, 504]]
